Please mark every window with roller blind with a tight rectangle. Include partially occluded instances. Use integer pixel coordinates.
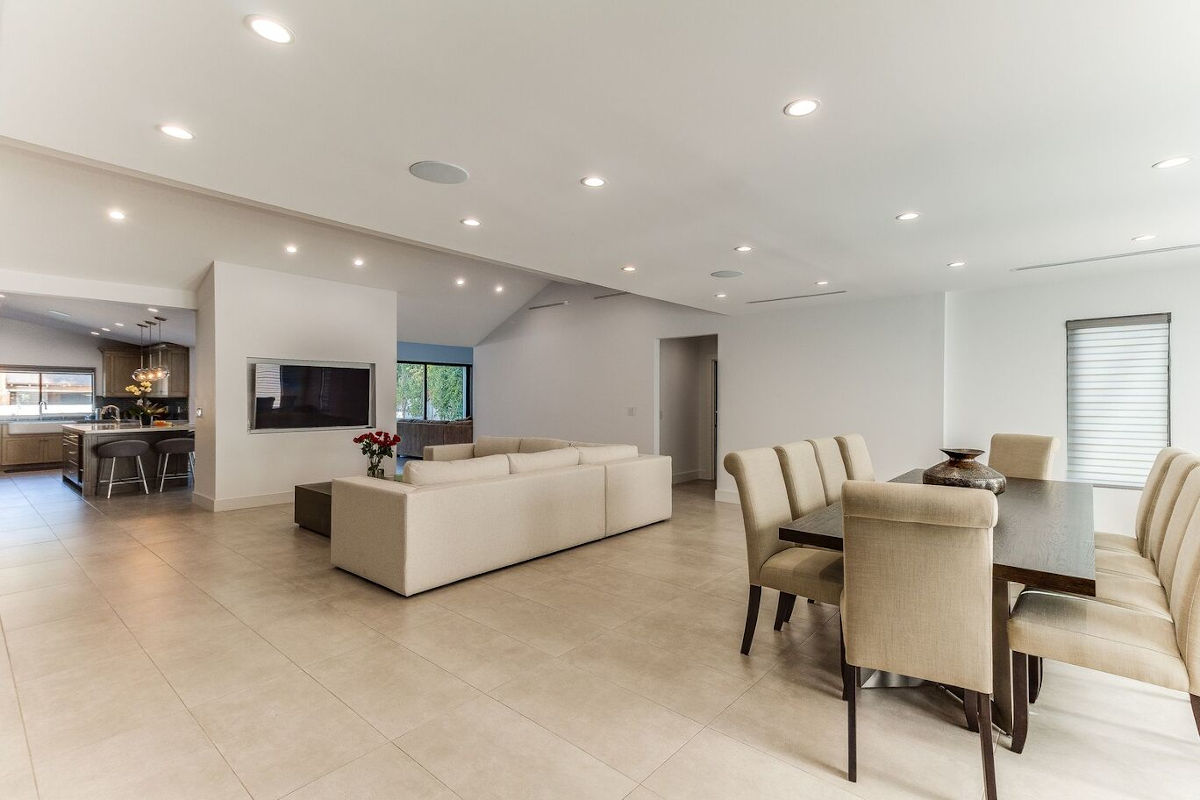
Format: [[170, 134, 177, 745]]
[[1066, 313, 1171, 489]]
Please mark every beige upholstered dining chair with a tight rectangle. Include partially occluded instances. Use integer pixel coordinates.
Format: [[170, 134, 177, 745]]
[[773, 441, 827, 521], [1095, 453, 1200, 583], [724, 448, 843, 655], [988, 433, 1059, 480], [841, 480, 999, 799], [835, 434, 875, 481], [1095, 446, 1186, 556], [808, 437, 849, 504], [1009, 473, 1200, 754]]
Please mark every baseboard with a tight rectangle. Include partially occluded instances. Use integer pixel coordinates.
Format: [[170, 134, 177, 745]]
[[192, 490, 292, 512], [672, 469, 702, 484], [714, 488, 739, 505]]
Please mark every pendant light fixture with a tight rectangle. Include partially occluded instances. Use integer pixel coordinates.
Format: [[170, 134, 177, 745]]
[[149, 316, 171, 382], [131, 322, 153, 382]]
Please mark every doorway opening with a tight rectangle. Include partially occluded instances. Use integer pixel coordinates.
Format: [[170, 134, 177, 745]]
[[656, 335, 718, 482]]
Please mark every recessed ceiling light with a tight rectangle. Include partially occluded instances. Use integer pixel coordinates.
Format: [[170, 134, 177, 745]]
[[108, 209, 126, 221], [245, 15, 294, 44], [734, 245, 753, 253], [147, 307, 159, 313], [711, 270, 744, 278], [815, 280, 830, 286], [1131, 234, 1157, 242], [895, 211, 920, 221], [90, 331, 100, 336], [101, 327, 111, 332], [783, 98, 820, 117], [947, 261, 966, 268], [353, 257, 365, 267], [494, 285, 504, 293], [158, 124, 194, 140], [621, 265, 637, 272], [1152, 156, 1190, 169], [714, 292, 727, 299], [285, 244, 297, 253], [49, 310, 71, 317], [455, 278, 466, 286], [461, 218, 481, 227], [0, 293, 5, 298], [113, 322, 125, 327], [581, 176, 606, 188]]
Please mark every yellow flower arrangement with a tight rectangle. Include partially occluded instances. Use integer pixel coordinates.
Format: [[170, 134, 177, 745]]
[[124, 380, 154, 397]]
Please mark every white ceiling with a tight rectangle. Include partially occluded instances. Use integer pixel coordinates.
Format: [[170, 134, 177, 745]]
[[0, 145, 548, 345], [0, 291, 196, 347], [1, 1, 1199, 316]]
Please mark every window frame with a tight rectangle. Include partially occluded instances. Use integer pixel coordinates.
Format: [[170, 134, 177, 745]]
[[0, 365, 97, 418], [396, 360, 472, 421], [1065, 313, 1171, 490]]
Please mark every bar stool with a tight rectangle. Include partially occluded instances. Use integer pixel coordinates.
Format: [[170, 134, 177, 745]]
[[154, 437, 195, 492], [95, 440, 150, 498]]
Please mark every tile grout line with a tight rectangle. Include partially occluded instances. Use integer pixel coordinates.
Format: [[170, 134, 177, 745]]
[[0, 619, 42, 799]]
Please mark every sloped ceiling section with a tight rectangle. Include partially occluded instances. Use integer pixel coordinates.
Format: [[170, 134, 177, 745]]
[[1, 1, 1198, 314], [0, 145, 548, 346]]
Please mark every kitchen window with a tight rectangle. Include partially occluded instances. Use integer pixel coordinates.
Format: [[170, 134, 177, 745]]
[[1066, 314, 1170, 488], [0, 367, 96, 417]]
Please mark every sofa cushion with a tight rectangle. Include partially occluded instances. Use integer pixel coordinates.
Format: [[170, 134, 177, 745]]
[[570, 441, 608, 448], [518, 437, 570, 453], [475, 436, 523, 457], [403, 454, 510, 486], [507, 448, 581, 473], [577, 444, 639, 464]]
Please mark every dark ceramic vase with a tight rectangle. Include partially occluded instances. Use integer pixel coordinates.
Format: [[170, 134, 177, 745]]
[[922, 448, 1006, 494]]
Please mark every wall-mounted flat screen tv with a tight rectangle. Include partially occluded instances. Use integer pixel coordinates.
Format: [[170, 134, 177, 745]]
[[248, 359, 374, 432]]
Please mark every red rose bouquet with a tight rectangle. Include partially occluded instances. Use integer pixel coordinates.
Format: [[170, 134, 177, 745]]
[[353, 430, 401, 478]]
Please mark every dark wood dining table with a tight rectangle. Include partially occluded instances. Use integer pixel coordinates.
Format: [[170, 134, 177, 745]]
[[778, 468, 1096, 734]]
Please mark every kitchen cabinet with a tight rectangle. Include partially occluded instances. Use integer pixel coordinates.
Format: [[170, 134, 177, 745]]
[[100, 347, 143, 395], [1, 431, 61, 467], [100, 343, 190, 398], [148, 344, 190, 398]]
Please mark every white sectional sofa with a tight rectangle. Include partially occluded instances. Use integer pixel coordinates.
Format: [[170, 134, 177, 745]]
[[331, 436, 672, 595]]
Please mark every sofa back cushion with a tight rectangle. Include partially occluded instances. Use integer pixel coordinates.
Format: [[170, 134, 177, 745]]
[[507, 448, 581, 473], [403, 454, 510, 486], [518, 437, 570, 453], [577, 444, 639, 464], [474, 436, 523, 457]]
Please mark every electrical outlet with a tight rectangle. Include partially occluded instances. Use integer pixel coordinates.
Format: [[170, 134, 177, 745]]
[[626, 406, 636, 417]]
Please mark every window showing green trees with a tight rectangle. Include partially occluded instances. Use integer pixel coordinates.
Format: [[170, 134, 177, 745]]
[[396, 362, 470, 421]]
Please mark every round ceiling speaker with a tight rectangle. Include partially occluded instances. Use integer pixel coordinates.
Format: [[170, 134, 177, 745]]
[[710, 270, 744, 278], [409, 161, 470, 184]]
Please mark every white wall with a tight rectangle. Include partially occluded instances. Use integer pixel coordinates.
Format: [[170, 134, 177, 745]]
[[475, 284, 946, 500], [193, 261, 397, 511], [945, 263, 1200, 533], [0, 316, 106, 374]]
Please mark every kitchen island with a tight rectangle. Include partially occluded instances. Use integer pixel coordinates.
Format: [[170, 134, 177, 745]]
[[62, 422, 195, 496]]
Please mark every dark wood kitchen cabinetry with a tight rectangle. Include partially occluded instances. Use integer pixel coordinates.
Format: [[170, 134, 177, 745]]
[[100, 343, 189, 397]]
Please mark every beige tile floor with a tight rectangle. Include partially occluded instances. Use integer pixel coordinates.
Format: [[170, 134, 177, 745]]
[[0, 471, 1196, 799]]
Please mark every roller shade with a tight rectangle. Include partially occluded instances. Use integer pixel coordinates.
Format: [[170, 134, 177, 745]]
[[1066, 314, 1170, 488]]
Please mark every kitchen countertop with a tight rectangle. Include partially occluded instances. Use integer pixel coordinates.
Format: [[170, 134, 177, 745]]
[[62, 421, 196, 434]]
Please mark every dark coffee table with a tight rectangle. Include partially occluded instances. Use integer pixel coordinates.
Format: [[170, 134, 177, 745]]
[[294, 482, 332, 537]]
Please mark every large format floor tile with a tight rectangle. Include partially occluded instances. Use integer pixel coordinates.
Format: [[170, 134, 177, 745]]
[[0, 474, 1195, 799]]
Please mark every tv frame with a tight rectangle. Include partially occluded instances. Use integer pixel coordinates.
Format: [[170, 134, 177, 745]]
[[246, 358, 375, 434]]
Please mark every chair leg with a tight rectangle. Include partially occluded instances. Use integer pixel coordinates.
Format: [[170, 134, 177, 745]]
[[107, 457, 116, 499], [158, 452, 168, 492], [783, 592, 796, 623], [964, 689, 980, 733], [847, 665, 859, 782], [840, 628, 850, 702], [977, 692, 998, 800], [1011, 650, 1029, 754], [135, 456, 148, 494], [1028, 654, 1042, 704], [740, 586, 761, 655], [773, 592, 796, 630], [1191, 695, 1200, 738]]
